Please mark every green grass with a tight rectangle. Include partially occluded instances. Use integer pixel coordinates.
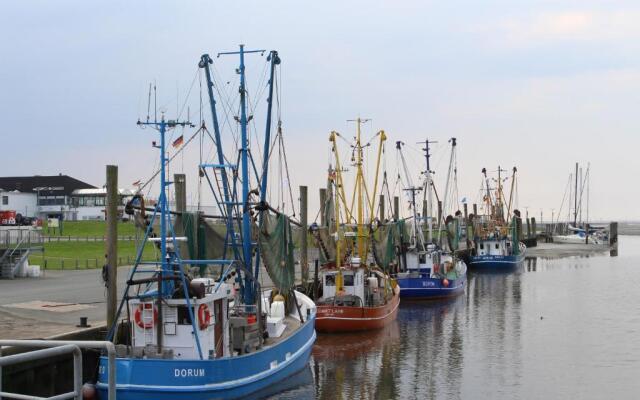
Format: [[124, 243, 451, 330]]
[[41, 220, 139, 237], [29, 240, 158, 270]]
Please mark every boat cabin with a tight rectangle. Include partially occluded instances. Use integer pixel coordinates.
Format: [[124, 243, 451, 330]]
[[476, 239, 512, 256], [129, 279, 232, 360]]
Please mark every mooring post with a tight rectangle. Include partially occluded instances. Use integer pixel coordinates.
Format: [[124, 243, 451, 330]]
[[463, 203, 468, 219], [313, 259, 319, 301], [585, 223, 589, 244], [379, 195, 385, 221], [300, 185, 309, 284], [393, 196, 399, 221], [473, 203, 478, 216], [319, 188, 327, 227], [105, 165, 118, 332], [526, 218, 531, 239]]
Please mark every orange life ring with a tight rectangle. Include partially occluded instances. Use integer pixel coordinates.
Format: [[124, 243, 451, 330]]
[[134, 303, 157, 329], [198, 304, 211, 330]]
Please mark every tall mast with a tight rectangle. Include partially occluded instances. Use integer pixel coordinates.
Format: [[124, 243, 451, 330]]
[[199, 54, 239, 260], [418, 139, 437, 243], [216, 44, 267, 306], [574, 162, 578, 227], [439, 138, 457, 247], [353, 117, 367, 261], [253, 50, 280, 279], [397, 141, 424, 250], [137, 115, 193, 352]]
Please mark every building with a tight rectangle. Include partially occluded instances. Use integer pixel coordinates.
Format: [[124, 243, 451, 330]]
[[0, 175, 135, 221]]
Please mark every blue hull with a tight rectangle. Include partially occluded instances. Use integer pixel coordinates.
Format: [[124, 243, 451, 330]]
[[468, 254, 524, 272], [397, 274, 466, 299], [97, 315, 316, 400]]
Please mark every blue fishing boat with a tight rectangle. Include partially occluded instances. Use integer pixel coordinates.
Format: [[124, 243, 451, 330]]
[[391, 138, 466, 299], [96, 45, 316, 399], [467, 167, 526, 272]]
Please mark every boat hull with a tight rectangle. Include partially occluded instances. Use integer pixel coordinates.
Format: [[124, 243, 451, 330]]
[[468, 254, 524, 272], [315, 287, 400, 333], [396, 274, 466, 299], [96, 314, 316, 400]]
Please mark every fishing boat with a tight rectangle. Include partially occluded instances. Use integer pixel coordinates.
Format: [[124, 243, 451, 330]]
[[95, 45, 316, 400], [311, 118, 400, 333], [393, 139, 466, 299], [466, 167, 525, 271]]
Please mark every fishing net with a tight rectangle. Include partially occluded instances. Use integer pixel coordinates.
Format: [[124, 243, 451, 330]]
[[258, 211, 296, 293]]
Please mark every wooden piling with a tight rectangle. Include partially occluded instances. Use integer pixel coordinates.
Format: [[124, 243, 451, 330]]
[[105, 165, 118, 331], [463, 203, 468, 219], [393, 196, 399, 221], [299, 185, 309, 283], [319, 188, 327, 227], [379, 195, 385, 221], [438, 201, 443, 224]]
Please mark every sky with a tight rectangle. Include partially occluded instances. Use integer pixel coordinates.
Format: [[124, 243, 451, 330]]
[[1, 0, 638, 221]]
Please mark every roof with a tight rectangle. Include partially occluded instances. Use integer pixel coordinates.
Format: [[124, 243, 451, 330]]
[[72, 188, 135, 196], [0, 175, 96, 197]]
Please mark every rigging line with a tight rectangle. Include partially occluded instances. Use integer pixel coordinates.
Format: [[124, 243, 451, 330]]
[[176, 67, 200, 122], [279, 126, 297, 217], [139, 126, 204, 193]]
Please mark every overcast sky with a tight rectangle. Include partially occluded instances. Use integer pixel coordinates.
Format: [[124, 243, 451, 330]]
[[1, 1, 638, 221]]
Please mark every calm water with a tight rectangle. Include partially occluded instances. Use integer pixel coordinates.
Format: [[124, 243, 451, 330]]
[[269, 235, 640, 400]]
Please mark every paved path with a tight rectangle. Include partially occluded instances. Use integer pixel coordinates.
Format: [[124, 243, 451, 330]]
[[0, 267, 131, 339]]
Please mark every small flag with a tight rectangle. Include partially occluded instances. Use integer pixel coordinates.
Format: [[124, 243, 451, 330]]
[[132, 180, 141, 186], [172, 135, 184, 148]]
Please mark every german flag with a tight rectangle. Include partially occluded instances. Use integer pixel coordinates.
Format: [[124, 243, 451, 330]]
[[172, 135, 184, 148]]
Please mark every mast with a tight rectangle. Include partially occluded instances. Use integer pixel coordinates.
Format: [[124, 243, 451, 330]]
[[439, 138, 457, 247], [216, 44, 267, 306], [397, 141, 423, 249], [418, 139, 437, 243], [482, 168, 492, 215], [254, 50, 280, 279], [136, 115, 194, 354], [574, 162, 578, 227]]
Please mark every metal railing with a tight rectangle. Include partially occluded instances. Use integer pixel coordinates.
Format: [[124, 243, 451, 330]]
[[0, 340, 116, 400], [0, 344, 81, 400]]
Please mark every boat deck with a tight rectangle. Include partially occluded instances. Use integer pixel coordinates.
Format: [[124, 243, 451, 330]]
[[263, 315, 301, 348]]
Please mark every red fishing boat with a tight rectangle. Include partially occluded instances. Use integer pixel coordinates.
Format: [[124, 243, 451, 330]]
[[315, 264, 400, 333], [312, 118, 400, 333]]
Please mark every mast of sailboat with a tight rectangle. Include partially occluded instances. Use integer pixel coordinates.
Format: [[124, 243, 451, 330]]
[[418, 139, 437, 243], [574, 162, 578, 227]]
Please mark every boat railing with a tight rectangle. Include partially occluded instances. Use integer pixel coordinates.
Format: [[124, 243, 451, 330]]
[[0, 340, 116, 400]]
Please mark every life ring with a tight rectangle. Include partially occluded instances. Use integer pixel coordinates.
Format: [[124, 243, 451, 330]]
[[198, 304, 211, 330], [134, 303, 157, 329]]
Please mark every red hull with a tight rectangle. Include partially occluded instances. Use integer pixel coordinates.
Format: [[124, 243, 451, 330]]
[[315, 287, 400, 333]]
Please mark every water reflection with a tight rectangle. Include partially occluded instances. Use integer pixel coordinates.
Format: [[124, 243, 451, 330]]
[[267, 237, 639, 399]]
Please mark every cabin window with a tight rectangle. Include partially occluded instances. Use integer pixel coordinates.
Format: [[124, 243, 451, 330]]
[[495, 243, 499, 249], [1, 196, 7, 205], [177, 306, 194, 325], [419, 254, 426, 264], [325, 275, 335, 286], [344, 274, 354, 286], [480, 243, 484, 250]]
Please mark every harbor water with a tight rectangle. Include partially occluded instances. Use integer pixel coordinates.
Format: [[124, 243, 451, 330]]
[[270, 235, 640, 399]]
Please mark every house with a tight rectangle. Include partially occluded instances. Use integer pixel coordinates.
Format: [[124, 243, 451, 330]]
[[0, 175, 135, 221]]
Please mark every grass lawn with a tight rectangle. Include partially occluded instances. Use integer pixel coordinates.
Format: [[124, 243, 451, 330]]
[[41, 220, 139, 237], [29, 240, 159, 270]]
